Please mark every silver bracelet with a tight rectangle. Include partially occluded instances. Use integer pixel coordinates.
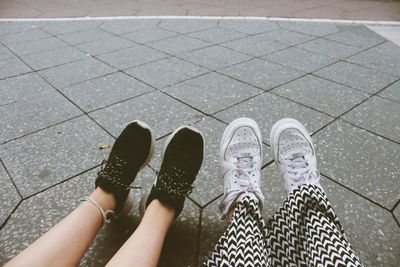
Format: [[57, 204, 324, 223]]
[[80, 196, 115, 224]]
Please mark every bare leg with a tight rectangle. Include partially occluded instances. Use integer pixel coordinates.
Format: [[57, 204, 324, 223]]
[[5, 188, 115, 267], [106, 199, 175, 267]]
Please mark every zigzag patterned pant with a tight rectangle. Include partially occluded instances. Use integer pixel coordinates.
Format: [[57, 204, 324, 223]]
[[203, 185, 363, 267]]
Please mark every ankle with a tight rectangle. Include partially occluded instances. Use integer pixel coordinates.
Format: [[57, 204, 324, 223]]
[[145, 199, 176, 221], [90, 187, 117, 211]]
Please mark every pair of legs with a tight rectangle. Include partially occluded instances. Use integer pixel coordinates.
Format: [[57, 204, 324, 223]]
[[6, 118, 363, 266], [6, 122, 204, 267]]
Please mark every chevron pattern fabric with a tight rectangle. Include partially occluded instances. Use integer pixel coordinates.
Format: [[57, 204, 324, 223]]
[[203, 185, 363, 267]]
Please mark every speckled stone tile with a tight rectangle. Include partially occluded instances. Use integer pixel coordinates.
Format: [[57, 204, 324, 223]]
[[90, 91, 204, 138], [0, 45, 14, 61], [0, 116, 112, 197], [321, 178, 400, 267], [146, 117, 273, 206], [198, 197, 229, 264], [179, 45, 252, 70], [343, 96, 400, 142], [0, 57, 31, 80], [315, 61, 398, 94], [57, 28, 113, 45], [6, 37, 67, 56], [313, 120, 400, 209], [21, 46, 89, 71], [122, 27, 178, 44], [0, 22, 43, 36], [163, 72, 261, 115], [99, 20, 159, 35], [61, 72, 154, 112], [220, 35, 289, 57], [264, 47, 338, 73], [219, 20, 279, 35], [215, 92, 333, 145], [261, 165, 400, 266], [325, 25, 385, 49], [379, 80, 400, 103], [96, 44, 168, 70], [158, 19, 217, 34], [298, 38, 363, 59], [38, 57, 116, 88], [75, 36, 134, 56], [0, 169, 99, 263], [0, 163, 21, 227], [278, 21, 340, 37], [219, 58, 305, 91], [0, 29, 51, 45], [272, 75, 369, 117], [394, 205, 400, 224], [147, 35, 211, 55], [258, 29, 316, 46], [42, 21, 103, 35], [188, 27, 247, 44], [125, 57, 209, 89], [348, 42, 400, 77], [0, 73, 82, 143]]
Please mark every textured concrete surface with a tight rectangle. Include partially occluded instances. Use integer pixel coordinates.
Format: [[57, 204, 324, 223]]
[[1, 0, 400, 20], [0, 19, 399, 267]]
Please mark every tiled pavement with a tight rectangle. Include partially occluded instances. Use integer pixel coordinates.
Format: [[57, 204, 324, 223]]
[[0, 18, 399, 266], [1, 0, 400, 20]]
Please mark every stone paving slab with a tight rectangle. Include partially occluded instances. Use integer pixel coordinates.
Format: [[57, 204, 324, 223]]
[[272, 75, 369, 117], [38, 57, 116, 88], [219, 58, 305, 91], [0, 19, 399, 267], [313, 120, 400, 209], [178, 45, 251, 71], [379, 80, 400, 103], [264, 47, 338, 73], [343, 96, 400, 143], [0, 116, 112, 197], [314, 61, 398, 94], [297, 37, 363, 59], [89, 91, 204, 138], [75, 36, 134, 56], [0, 73, 82, 143], [0, 163, 20, 227], [163, 72, 262, 115], [220, 35, 289, 57], [21, 46, 89, 71], [96, 44, 168, 70], [0, 57, 31, 80], [62, 72, 154, 112], [125, 57, 209, 89]]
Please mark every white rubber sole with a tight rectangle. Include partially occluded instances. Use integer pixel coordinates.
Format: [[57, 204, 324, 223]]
[[117, 120, 155, 218], [220, 117, 263, 162], [139, 125, 204, 217], [269, 118, 314, 167]]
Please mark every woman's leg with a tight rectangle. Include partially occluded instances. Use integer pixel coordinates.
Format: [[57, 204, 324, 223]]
[[6, 121, 155, 267], [267, 118, 363, 266], [106, 199, 174, 267], [5, 188, 115, 267], [204, 118, 269, 266], [107, 126, 204, 267]]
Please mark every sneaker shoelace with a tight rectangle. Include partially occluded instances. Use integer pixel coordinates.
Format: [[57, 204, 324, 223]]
[[155, 167, 193, 199], [219, 152, 264, 217], [97, 157, 130, 190], [284, 152, 320, 187]]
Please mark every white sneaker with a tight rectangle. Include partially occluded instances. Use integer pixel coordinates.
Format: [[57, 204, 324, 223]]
[[218, 118, 265, 219], [270, 118, 322, 195]]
